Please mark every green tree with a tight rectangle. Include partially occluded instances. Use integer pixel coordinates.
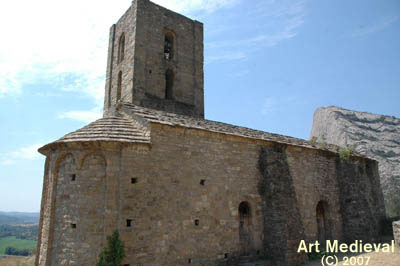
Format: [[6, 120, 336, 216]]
[[97, 230, 125, 266]]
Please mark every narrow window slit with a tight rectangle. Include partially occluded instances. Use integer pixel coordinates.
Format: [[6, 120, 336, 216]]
[[71, 174, 76, 181], [165, 69, 174, 99], [126, 219, 132, 227], [117, 71, 122, 101], [194, 219, 199, 226]]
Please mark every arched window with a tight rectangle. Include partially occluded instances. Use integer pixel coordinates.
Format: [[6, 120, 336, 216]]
[[118, 33, 125, 63], [108, 83, 112, 107], [164, 32, 174, 60], [117, 71, 122, 101], [165, 69, 174, 99]]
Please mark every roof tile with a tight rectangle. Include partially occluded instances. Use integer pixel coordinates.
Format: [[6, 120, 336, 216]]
[[54, 116, 150, 144]]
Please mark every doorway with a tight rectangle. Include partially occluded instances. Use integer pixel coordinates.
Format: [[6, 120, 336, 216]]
[[239, 201, 253, 255], [316, 200, 330, 244]]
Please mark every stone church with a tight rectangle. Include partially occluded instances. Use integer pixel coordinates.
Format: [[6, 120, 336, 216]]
[[35, 1, 386, 265]]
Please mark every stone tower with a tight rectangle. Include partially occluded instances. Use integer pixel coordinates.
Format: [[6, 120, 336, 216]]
[[104, 0, 204, 118]]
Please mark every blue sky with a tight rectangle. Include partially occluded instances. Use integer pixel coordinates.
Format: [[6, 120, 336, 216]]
[[0, 0, 399, 212]]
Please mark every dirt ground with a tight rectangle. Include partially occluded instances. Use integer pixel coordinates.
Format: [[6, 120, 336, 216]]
[[305, 238, 400, 266], [0, 242, 398, 266]]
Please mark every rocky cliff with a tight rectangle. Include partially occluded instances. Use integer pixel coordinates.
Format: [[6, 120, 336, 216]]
[[310, 106, 400, 217]]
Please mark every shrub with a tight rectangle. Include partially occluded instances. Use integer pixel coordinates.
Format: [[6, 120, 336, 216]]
[[339, 147, 350, 161], [97, 230, 125, 266], [4, 246, 31, 256]]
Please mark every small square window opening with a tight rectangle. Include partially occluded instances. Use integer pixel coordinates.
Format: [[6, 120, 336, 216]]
[[126, 219, 132, 227]]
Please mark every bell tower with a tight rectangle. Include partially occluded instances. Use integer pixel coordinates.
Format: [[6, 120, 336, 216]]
[[104, 0, 204, 118]]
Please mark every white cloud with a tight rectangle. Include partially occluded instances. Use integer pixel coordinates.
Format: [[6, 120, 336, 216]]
[[251, 0, 307, 40], [0, 143, 44, 165], [0, 0, 240, 101], [205, 0, 307, 63], [348, 16, 398, 38], [0, 159, 16, 166], [229, 70, 249, 78], [261, 97, 278, 115], [261, 96, 300, 116], [205, 51, 247, 64], [10, 144, 43, 160], [0, 0, 130, 100], [206, 26, 301, 50], [152, 0, 239, 14], [58, 108, 103, 123]]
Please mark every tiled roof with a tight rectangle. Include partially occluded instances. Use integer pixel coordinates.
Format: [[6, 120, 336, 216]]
[[40, 102, 366, 159], [120, 103, 349, 154], [53, 116, 150, 144]]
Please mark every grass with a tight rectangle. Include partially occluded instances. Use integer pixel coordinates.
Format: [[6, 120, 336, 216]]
[[0, 237, 36, 255], [0, 256, 35, 266]]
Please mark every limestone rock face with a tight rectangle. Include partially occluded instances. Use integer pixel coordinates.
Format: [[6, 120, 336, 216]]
[[310, 106, 400, 217]]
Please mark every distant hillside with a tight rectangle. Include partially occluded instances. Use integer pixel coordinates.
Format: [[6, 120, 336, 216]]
[[0, 212, 39, 255], [0, 212, 39, 226]]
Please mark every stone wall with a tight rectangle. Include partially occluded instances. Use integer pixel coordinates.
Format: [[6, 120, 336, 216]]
[[335, 158, 385, 243], [50, 153, 106, 265], [119, 124, 265, 265], [104, 4, 136, 112], [258, 145, 307, 265], [36, 146, 120, 266], [37, 123, 385, 266], [285, 147, 343, 244], [393, 221, 400, 246], [36, 157, 50, 266]]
